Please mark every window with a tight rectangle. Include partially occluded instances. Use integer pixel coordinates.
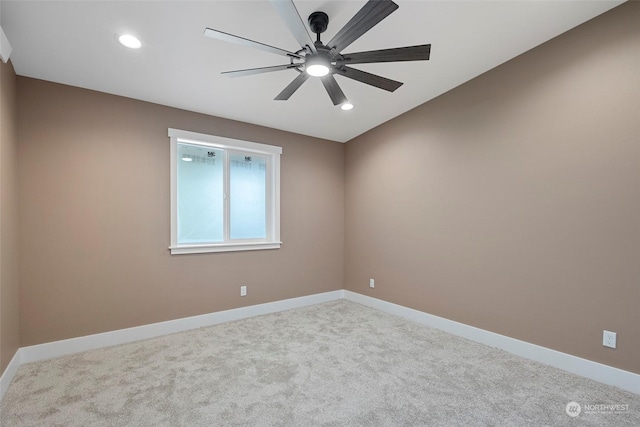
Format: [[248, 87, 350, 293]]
[[169, 128, 281, 254]]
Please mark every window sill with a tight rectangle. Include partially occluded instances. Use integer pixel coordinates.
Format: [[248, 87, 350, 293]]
[[169, 242, 281, 255]]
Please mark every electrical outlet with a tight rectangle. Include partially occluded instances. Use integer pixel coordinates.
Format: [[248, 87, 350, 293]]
[[603, 330, 616, 349], [240, 285, 247, 297], [369, 278, 375, 289]]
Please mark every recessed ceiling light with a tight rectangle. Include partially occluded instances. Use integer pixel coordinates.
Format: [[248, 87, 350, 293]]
[[118, 34, 142, 49], [341, 103, 354, 111]]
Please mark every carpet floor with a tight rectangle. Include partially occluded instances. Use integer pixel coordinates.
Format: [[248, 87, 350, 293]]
[[0, 300, 638, 426]]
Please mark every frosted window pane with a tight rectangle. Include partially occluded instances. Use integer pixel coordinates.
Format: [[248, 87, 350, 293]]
[[177, 144, 223, 244], [230, 154, 267, 239]]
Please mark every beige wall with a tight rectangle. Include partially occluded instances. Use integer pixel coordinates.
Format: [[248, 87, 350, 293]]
[[0, 58, 20, 374], [345, 2, 640, 374], [17, 78, 344, 346]]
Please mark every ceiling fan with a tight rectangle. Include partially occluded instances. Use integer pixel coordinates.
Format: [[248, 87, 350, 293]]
[[204, 0, 431, 109]]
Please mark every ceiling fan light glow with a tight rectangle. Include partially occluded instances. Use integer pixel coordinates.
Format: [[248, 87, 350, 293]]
[[306, 64, 329, 77], [341, 103, 354, 111], [305, 55, 330, 77]]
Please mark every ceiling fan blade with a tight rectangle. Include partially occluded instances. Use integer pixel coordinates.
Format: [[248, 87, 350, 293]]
[[222, 64, 301, 78], [275, 72, 310, 100], [204, 28, 302, 59], [270, 0, 317, 53], [334, 66, 402, 92], [342, 44, 431, 64], [320, 74, 348, 106], [327, 0, 399, 53]]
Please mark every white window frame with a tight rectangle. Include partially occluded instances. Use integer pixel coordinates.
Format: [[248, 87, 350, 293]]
[[169, 128, 282, 255]]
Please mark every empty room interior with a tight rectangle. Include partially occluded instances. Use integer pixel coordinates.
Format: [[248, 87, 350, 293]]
[[0, 0, 639, 425]]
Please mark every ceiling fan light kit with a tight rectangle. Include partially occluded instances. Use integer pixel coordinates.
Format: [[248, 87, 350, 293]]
[[305, 55, 330, 77], [204, 0, 431, 108]]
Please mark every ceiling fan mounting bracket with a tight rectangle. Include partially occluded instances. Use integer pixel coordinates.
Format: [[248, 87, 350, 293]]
[[308, 12, 329, 36]]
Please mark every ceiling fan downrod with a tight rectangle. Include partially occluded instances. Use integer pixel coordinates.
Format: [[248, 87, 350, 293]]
[[308, 11, 329, 45]]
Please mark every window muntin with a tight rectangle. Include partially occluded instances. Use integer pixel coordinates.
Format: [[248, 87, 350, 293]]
[[169, 129, 281, 254]]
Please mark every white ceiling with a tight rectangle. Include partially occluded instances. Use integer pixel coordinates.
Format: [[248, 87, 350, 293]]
[[0, 1, 623, 142]]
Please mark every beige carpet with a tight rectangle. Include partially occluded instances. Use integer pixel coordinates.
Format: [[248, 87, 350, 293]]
[[1, 300, 638, 426]]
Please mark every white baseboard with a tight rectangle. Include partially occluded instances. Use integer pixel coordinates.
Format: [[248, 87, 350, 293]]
[[1, 290, 339, 402], [0, 349, 21, 400], [2, 289, 637, 403], [20, 290, 344, 365], [344, 290, 639, 395]]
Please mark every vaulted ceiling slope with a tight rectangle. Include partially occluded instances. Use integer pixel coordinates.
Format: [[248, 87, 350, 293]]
[[1, 1, 624, 142]]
